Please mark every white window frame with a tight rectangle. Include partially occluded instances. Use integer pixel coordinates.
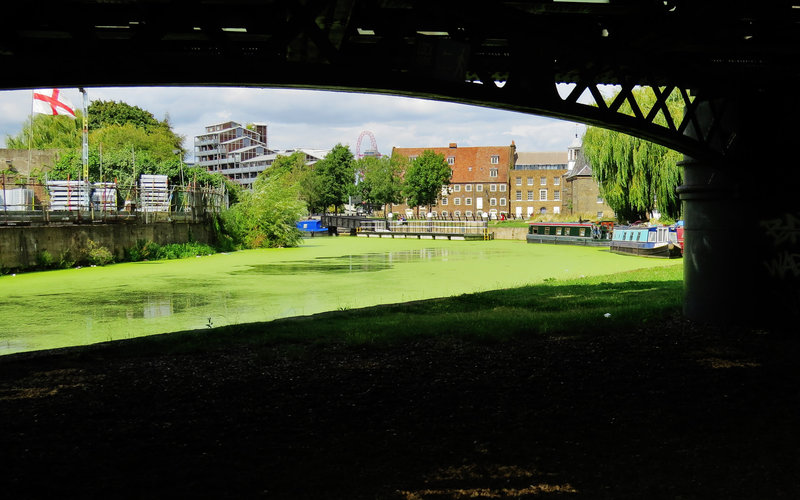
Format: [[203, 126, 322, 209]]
[[465, 197, 472, 205], [490, 155, 499, 164], [553, 190, 560, 201], [465, 184, 472, 192], [540, 177, 547, 186], [441, 197, 448, 205], [527, 177, 533, 186], [447, 156, 455, 165], [527, 190, 534, 201], [490, 184, 497, 192], [500, 197, 506, 206], [454, 197, 461, 205], [489, 168, 499, 177], [453, 185, 461, 192], [476, 184, 483, 192], [539, 189, 548, 201], [553, 177, 561, 186], [515, 177, 522, 186], [490, 197, 497, 206], [499, 184, 506, 192], [516, 190, 522, 201]]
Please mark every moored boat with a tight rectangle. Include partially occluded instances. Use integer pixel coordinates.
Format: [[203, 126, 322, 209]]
[[609, 225, 682, 258], [527, 221, 613, 246]]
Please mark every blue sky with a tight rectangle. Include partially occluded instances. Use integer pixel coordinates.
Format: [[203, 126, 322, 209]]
[[0, 86, 587, 159]]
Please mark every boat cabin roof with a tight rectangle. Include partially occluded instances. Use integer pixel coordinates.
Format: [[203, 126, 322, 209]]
[[529, 222, 593, 227]]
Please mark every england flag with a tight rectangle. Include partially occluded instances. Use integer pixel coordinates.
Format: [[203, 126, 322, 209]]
[[32, 89, 76, 118]]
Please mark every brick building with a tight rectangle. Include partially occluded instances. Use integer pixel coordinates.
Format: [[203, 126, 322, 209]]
[[562, 135, 615, 219], [510, 151, 568, 218], [391, 142, 516, 218]]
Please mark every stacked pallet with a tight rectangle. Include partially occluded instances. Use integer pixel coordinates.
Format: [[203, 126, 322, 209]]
[[46, 181, 90, 211], [92, 182, 117, 211], [0, 188, 34, 210], [139, 175, 169, 212]]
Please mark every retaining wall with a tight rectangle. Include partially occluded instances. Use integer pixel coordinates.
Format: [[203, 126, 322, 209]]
[[0, 222, 214, 270], [491, 227, 529, 241]]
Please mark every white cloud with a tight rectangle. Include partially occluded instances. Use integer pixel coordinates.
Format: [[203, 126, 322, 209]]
[[0, 86, 586, 158]]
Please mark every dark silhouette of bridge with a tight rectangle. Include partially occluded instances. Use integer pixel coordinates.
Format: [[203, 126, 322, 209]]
[[3, 0, 798, 326]]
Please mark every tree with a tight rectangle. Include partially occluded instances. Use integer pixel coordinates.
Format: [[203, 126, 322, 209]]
[[356, 154, 405, 215], [312, 143, 355, 213], [582, 87, 684, 222], [5, 113, 81, 149], [89, 100, 183, 152], [221, 168, 306, 248], [403, 149, 451, 216]]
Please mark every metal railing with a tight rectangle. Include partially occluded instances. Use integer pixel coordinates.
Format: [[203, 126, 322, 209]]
[[0, 178, 227, 226], [361, 218, 489, 235]]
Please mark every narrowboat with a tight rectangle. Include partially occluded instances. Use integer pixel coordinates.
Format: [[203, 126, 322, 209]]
[[296, 218, 328, 236], [527, 221, 612, 246], [609, 225, 682, 258]]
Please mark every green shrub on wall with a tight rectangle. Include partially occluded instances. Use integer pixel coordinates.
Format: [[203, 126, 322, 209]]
[[86, 240, 114, 266]]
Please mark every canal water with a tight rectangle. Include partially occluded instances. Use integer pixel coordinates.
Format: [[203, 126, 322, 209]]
[[0, 237, 676, 354]]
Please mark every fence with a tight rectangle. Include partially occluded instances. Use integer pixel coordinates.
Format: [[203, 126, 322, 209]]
[[0, 177, 227, 225], [357, 217, 491, 240]]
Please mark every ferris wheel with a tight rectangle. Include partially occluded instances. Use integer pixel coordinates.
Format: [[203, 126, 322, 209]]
[[355, 130, 379, 158]]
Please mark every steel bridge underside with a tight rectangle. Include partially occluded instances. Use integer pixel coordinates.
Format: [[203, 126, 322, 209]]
[[2, 0, 799, 325]]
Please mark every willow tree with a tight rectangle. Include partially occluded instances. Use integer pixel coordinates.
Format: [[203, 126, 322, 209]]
[[582, 87, 684, 222]]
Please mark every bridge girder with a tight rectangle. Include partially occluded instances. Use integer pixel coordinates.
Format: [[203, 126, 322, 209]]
[[1, 1, 797, 162]]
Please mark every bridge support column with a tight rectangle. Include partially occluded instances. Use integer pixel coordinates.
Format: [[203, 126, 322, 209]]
[[679, 93, 800, 327]]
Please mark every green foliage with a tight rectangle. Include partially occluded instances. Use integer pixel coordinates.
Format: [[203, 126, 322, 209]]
[[356, 154, 405, 213], [312, 144, 355, 213], [124, 239, 216, 262], [57, 250, 75, 269], [125, 239, 162, 262], [89, 100, 183, 151], [155, 242, 216, 260], [403, 149, 451, 213], [582, 87, 684, 222], [223, 169, 307, 248], [5, 113, 82, 149], [35, 250, 55, 269], [86, 240, 114, 266]]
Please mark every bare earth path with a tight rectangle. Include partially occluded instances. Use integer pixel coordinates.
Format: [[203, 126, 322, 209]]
[[1, 319, 798, 499]]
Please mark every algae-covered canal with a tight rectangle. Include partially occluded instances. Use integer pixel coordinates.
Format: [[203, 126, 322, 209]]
[[0, 237, 680, 354]]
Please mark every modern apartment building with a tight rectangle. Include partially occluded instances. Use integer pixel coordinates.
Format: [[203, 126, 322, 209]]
[[194, 121, 270, 188]]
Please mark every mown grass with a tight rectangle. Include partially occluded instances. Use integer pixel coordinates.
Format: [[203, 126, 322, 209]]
[[107, 263, 683, 358]]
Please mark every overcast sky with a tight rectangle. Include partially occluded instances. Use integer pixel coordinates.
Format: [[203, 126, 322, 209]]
[[0, 86, 586, 160]]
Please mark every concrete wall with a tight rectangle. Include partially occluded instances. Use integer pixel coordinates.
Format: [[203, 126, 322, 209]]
[[491, 226, 528, 241], [0, 222, 214, 270]]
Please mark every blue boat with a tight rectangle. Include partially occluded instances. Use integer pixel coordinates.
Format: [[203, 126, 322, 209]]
[[295, 219, 328, 236], [610, 225, 682, 258]]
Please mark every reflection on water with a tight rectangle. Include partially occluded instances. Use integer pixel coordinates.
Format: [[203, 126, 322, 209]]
[[232, 247, 490, 275], [141, 297, 173, 319]]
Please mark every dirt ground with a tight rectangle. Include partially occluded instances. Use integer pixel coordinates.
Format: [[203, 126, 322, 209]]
[[0, 319, 798, 499]]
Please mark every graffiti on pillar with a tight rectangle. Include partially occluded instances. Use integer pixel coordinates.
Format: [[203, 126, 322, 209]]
[[760, 212, 800, 279], [760, 213, 800, 246]]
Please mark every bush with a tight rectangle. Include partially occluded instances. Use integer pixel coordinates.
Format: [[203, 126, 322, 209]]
[[156, 242, 216, 260], [125, 239, 161, 262], [36, 250, 54, 269], [86, 240, 114, 266], [58, 250, 75, 269]]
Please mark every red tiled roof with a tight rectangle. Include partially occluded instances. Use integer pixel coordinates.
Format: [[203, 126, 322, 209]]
[[392, 144, 514, 184]]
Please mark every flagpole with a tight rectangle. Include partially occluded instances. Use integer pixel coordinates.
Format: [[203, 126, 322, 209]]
[[27, 91, 34, 209], [80, 88, 89, 219]]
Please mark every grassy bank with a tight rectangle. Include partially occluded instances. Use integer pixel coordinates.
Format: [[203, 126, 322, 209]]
[[95, 262, 683, 357]]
